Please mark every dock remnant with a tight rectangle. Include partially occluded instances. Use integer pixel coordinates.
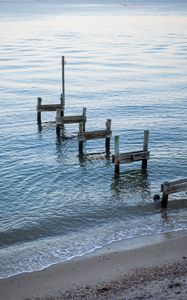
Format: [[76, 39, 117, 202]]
[[56, 108, 87, 136], [112, 130, 150, 174], [37, 97, 64, 124], [161, 178, 187, 208], [78, 119, 112, 156]]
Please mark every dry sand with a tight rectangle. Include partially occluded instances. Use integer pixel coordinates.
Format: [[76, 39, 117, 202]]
[[0, 231, 187, 300]]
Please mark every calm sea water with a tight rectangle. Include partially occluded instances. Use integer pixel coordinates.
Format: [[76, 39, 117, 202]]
[[0, 0, 187, 279]]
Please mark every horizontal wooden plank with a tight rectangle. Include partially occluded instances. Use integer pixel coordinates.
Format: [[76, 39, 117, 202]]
[[37, 104, 64, 112], [162, 178, 187, 188], [79, 130, 112, 141], [56, 115, 86, 125], [161, 180, 187, 195], [112, 150, 150, 164]]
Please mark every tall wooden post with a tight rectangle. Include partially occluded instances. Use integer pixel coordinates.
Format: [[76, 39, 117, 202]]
[[105, 119, 111, 155], [60, 56, 65, 113], [142, 130, 149, 170], [79, 123, 84, 156], [37, 97, 42, 124], [114, 135, 120, 174]]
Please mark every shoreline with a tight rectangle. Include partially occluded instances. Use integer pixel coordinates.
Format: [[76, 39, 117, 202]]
[[0, 230, 187, 299]]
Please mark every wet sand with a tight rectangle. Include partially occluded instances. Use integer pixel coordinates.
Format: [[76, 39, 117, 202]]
[[0, 231, 187, 300]]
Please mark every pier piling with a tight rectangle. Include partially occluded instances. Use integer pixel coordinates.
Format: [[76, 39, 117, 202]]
[[142, 130, 149, 170]]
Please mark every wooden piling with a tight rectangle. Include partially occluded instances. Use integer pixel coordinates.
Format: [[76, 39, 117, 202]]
[[56, 109, 62, 136], [79, 123, 84, 156], [82, 108, 87, 132], [105, 119, 111, 155], [161, 181, 170, 208], [37, 97, 42, 124], [114, 135, 120, 174], [161, 193, 169, 209], [142, 130, 149, 170], [60, 94, 64, 117]]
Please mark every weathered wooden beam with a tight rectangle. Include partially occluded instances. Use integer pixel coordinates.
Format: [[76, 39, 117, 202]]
[[161, 179, 187, 195], [161, 178, 187, 190], [79, 129, 112, 142], [37, 104, 64, 112], [56, 109, 87, 125], [117, 150, 150, 164], [58, 115, 86, 124]]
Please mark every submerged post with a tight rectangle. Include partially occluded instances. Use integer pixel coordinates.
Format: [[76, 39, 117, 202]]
[[37, 97, 42, 124], [161, 193, 169, 209], [142, 130, 149, 170], [105, 119, 111, 155], [114, 135, 120, 174], [161, 182, 169, 208], [79, 123, 84, 156]]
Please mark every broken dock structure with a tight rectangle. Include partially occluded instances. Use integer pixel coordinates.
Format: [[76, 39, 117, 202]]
[[78, 119, 112, 157], [112, 130, 150, 174], [56, 108, 87, 136], [161, 178, 187, 208], [37, 97, 64, 124], [34, 56, 187, 214]]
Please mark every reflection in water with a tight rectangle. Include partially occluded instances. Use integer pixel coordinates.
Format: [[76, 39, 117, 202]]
[[161, 209, 169, 221], [111, 169, 151, 203], [55, 135, 73, 162], [37, 122, 42, 132], [78, 151, 111, 165], [37, 121, 56, 131]]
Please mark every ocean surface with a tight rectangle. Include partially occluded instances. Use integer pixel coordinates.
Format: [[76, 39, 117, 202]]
[[0, 0, 187, 279]]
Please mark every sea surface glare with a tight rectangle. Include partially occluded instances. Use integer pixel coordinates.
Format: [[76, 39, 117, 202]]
[[0, 0, 187, 278]]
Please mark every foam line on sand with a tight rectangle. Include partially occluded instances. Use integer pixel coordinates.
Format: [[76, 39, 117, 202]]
[[0, 230, 187, 300]]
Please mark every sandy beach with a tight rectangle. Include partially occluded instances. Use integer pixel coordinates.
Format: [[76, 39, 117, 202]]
[[0, 230, 187, 300]]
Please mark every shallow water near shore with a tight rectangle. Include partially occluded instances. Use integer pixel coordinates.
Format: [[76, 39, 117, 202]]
[[0, 0, 187, 279]]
